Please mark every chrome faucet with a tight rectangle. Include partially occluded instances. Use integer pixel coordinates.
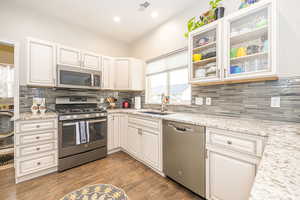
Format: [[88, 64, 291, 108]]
[[161, 94, 169, 113]]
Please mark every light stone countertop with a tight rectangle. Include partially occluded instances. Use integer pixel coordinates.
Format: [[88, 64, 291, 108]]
[[108, 109, 300, 200], [16, 112, 58, 121]]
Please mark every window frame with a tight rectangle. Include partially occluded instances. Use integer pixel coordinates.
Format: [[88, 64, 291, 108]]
[[145, 49, 191, 105]]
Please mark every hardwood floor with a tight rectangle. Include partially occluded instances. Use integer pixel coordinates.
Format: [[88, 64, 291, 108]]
[[0, 152, 203, 200]]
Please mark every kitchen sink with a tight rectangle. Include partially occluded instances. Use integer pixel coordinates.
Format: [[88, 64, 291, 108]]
[[141, 111, 172, 116]]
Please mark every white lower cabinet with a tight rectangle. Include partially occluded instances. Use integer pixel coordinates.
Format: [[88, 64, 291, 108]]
[[126, 115, 162, 172], [141, 129, 159, 169], [107, 113, 162, 173], [107, 114, 127, 153], [126, 125, 142, 158], [15, 118, 58, 183], [206, 128, 265, 200]]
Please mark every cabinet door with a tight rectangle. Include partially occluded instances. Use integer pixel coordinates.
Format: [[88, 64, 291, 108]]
[[207, 150, 256, 200], [114, 59, 130, 90], [119, 115, 128, 150], [189, 21, 222, 83], [57, 45, 81, 68], [107, 116, 114, 151], [130, 59, 145, 91], [113, 115, 120, 149], [27, 38, 56, 87], [102, 56, 115, 90], [127, 125, 141, 158], [223, 0, 276, 80], [141, 130, 159, 169], [82, 51, 101, 71]]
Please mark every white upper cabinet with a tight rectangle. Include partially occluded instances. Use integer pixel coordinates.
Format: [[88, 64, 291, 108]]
[[189, 21, 222, 83], [223, 0, 276, 80], [57, 45, 102, 71], [82, 51, 101, 71], [114, 58, 145, 91], [114, 59, 130, 90], [27, 38, 56, 87], [189, 0, 277, 85], [102, 56, 115, 90], [57, 45, 82, 68], [130, 58, 145, 91]]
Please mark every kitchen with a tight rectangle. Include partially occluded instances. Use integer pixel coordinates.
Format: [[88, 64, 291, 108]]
[[0, 0, 300, 200]]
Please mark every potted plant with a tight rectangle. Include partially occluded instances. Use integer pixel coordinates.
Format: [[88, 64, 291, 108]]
[[210, 0, 225, 20], [184, 17, 205, 38]]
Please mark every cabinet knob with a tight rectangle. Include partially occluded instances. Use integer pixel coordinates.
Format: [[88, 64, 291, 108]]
[[37, 162, 41, 166], [36, 125, 40, 128], [36, 147, 40, 151], [36, 136, 40, 140], [227, 141, 232, 145]]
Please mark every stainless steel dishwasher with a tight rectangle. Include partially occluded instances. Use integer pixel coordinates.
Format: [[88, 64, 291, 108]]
[[163, 120, 206, 198]]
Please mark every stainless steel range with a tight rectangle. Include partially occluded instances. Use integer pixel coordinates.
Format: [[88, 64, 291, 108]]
[[56, 96, 107, 171]]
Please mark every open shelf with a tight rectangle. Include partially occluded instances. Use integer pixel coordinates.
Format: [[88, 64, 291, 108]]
[[230, 26, 268, 45], [193, 41, 216, 52], [193, 57, 216, 66], [230, 52, 268, 62]]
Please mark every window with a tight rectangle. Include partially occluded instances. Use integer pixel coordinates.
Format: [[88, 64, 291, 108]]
[[146, 50, 191, 105], [0, 64, 14, 98]]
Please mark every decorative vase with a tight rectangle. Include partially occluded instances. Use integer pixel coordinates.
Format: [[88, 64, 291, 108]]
[[31, 103, 39, 115], [39, 102, 47, 115], [215, 7, 225, 20]]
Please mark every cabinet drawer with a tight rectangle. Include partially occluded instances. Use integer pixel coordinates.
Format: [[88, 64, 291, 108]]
[[16, 151, 58, 177], [16, 141, 57, 157], [207, 128, 264, 157], [15, 129, 57, 146], [16, 119, 57, 133], [128, 116, 160, 130]]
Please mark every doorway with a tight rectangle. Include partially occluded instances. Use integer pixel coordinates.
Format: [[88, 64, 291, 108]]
[[0, 40, 18, 170]]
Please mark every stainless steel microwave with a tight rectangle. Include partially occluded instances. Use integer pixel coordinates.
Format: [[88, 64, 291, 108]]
[[57, 65, 101, 90]]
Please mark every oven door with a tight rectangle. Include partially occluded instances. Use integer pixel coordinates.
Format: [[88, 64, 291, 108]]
[[58, 118, 107, 158]]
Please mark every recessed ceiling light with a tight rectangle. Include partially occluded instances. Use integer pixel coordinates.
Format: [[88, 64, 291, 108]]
[[113, 16, 121, 23], [151, 12, 158, 18]]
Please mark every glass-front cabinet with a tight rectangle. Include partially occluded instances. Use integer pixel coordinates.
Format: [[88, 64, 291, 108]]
[[224, 0, 276, 80], [188, 0, 276, 84], [189, 21, 222, 83]]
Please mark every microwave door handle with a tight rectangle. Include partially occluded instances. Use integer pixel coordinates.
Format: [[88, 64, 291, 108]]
[[63, 122, 77, 127], [87, 119, 107, 124]]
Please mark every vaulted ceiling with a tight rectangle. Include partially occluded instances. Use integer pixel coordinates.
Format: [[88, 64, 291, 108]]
[[8, 0, 198, 43]]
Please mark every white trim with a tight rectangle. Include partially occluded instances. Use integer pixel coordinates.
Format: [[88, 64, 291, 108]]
[[0, 39, 20, 119]]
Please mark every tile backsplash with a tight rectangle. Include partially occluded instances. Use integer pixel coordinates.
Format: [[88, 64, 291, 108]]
[[144, 77, 300, 123], [19, 86, 142, 113], [20, 76, 300, 123]]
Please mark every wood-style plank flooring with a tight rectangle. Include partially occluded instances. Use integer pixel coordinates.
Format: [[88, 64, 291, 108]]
[[0, 152, 203, 200]]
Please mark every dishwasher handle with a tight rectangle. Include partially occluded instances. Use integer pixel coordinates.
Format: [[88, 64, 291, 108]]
[[168, 123, 193, 133]]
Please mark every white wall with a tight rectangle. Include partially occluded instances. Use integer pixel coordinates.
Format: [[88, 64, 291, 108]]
[[130, 0, 300, 77], [130, 0, 239, 61], [0, 2, 130, 85]]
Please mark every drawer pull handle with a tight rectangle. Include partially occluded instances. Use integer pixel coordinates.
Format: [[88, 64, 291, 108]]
[[227, 141, 233, 145], [36, 136, 40, 140], [37, 162, 41, 166], [36, 125, 40, 128], [36, 147, 40, 151]]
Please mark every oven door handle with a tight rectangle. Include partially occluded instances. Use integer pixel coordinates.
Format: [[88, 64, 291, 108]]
[[87, 119, 107, 123], [63, 122, 77, 127]]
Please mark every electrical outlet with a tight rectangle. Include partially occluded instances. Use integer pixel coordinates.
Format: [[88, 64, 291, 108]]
[[195, 97, 204, 105], [206, 97, 212, 106], [271, 96, 280, 108]]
